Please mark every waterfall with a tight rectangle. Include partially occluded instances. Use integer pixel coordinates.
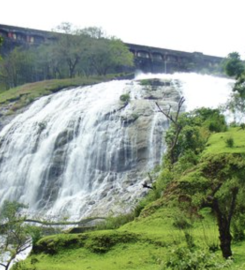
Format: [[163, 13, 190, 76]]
[[0, 74, 233, 220]]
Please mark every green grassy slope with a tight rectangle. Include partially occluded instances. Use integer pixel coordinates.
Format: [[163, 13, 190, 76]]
[[0, 75, 120, 115], [203, 127, 245, 155], [19, 204, 244, 270], [15, 127, 245, 270]]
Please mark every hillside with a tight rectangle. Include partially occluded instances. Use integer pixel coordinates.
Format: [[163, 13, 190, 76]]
[[0, 75, 122, 116], [15, 128, 245, 270]]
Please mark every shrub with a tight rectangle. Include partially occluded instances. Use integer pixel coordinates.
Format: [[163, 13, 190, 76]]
[[120, 93, 130, 103], [226, 137, 234, 148], [162, 247, 233, 270]]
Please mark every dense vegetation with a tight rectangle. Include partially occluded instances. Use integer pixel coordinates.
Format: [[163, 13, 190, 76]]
[[0, 23, 134, 90]]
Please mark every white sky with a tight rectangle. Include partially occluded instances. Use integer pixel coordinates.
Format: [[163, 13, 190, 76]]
[[1, 0, 245, 58]]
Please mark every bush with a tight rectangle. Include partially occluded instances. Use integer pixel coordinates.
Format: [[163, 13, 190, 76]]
[[120, 93, 130, 103], [226, 137, 234, 148], [162, 247, 233, 270]]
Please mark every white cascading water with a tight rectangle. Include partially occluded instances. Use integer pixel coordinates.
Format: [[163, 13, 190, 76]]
[[136, 73, 234, 111], [0, 73, 234, 220]]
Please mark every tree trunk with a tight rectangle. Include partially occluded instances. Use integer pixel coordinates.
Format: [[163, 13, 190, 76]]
[[218, 219, 233, 259], [213, 198, 233, 259]]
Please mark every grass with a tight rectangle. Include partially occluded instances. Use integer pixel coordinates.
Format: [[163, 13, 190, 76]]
[[17, 167, 245, 269], [0, 74, 124, 115], [202, 127, 245, 156], [25, 243, 165, 270], [18, 204, 245, 270]]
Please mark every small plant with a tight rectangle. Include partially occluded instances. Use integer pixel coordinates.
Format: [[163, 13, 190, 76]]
[[226, 137, 234, 148], [162, 246, 233, 270], [119, 93, 130, 103], [239, 123, 245, 130], [139, 79, 152, 86]]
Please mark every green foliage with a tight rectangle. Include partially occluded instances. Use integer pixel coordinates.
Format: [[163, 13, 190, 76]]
[[203, 128, 245, 155], [223, 52, 245, 124], [83, 37, 133, 76], [0, 200, 27, 220], [134, 189, 160, 217], [0, 76, 118, 114], [232, 217, 245, 242], [0, 23, 134, 90], [151, 105, 244, 259], [26, 225, 43, 246], [176, 153, 245, 258], [233, 75, 245, 99], [139, 79, 152, 86], [0, 201, 30, 270], [14, 106, 245, 269], [119, 93, 130, 103], [224, 92, 245, 123], [192, 107, 227, 132], [172, 214, 192, 230], [162, 247, 233, 270], [34, 230, 138, 255], [138, 78, 170, 88], [226, 137, 234, 148], [0, 47, 37, 89], [223, 52, 245, 78], [240, 123, 245, 129], [163, 107, 226, 170], [156, 168, 174, 193]]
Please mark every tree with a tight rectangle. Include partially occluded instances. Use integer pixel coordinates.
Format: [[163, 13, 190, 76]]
[[52, 22, 92, 78], [178, 153, 245, 259], [0, 201, 31, 270], [51, 23, 133, 77], [0, 47, 36, 89], [155, 97, 185, 166], [223, 52, 245, 123], [80, 26, 105, 39], [82, 35, 134, 75], [35, 43, 65, 80], [224, 92, 245, 123], [157, 108, 239, 259], [223, 52, 244, 78], [0, 23, 134, 86]]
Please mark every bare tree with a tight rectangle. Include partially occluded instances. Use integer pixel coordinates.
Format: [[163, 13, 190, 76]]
[[155, 96, 185, 165]]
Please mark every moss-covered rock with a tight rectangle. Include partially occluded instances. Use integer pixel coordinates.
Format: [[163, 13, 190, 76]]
[[33, 231, 139, 255]]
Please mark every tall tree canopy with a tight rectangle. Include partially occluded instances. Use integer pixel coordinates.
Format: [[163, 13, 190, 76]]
[[223, 52, 244, 78], [46, 22, 134, 77], [224, 52, 245, 123]]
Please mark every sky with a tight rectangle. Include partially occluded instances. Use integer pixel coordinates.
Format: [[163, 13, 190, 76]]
[[1, 0, 245, 58]]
